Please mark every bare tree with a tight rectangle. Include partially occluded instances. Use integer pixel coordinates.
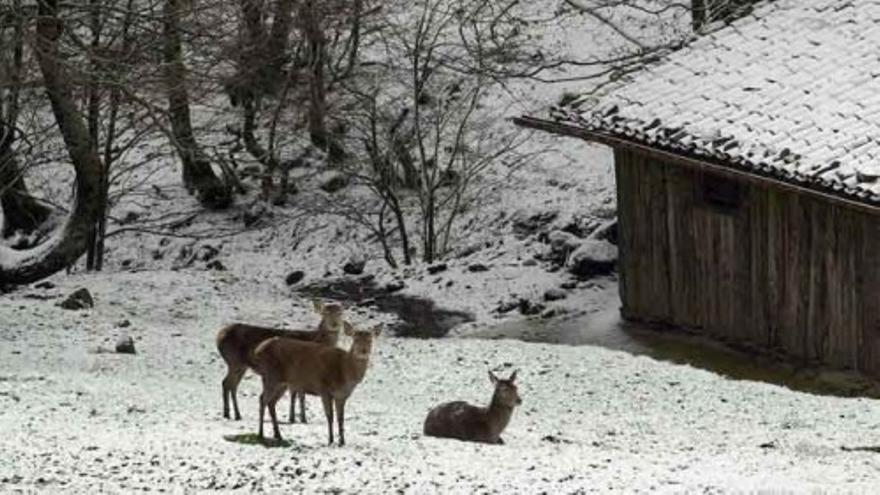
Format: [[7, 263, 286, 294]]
[[327, 0, 540, 265], [0, 1, 52, 238], [162, 0, 232, 209], [0, 0, 104, 284]]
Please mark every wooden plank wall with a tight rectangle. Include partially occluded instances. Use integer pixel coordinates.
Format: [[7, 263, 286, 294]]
[[614, 148, 880, 376]]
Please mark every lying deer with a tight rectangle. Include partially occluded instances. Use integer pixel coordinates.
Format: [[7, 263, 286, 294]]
[[252, 323, 381, 446], [216, 301, 346, 422], [423, 370, 521, 445]]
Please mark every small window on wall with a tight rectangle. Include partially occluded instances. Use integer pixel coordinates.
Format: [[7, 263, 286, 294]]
[[699, 173, 743, 211]]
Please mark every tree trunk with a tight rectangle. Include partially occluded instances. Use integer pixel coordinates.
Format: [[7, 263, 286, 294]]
[[301, 0, 339, 158], [263, 0, 295, 89], [0, 0, 104, 284], [239, 0, 267, 93], [1, 1, 52, 239], [85, 0, 102, 270], [692, 0, 707, 32], [162, 0, 231, 209], [93, 0, 136, 272]]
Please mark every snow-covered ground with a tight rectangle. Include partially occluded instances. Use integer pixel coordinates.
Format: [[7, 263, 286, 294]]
[[3, 270, 880, 493]]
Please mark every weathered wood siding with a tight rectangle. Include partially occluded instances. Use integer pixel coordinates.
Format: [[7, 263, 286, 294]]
[[615, 148, 880, 375]]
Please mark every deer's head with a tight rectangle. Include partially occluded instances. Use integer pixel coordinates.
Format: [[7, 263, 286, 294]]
[[345, 323, 381, 360], [314, 300, 346, 330], [489, 370, 522, 408]]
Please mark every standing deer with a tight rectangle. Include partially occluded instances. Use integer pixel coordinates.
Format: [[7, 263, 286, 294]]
[[252, 323, 381, 446], [216, 301, 347, 422], [423, 370, 522, 445]]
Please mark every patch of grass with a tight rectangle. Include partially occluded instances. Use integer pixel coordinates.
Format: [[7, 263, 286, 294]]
[[223, 433, 292, 448]]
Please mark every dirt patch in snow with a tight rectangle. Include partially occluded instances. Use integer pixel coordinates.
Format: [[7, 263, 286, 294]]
[[299, 275, 474, 338]]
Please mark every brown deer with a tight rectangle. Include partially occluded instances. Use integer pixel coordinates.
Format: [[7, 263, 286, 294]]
[[252, 323, 381, 446], [423, 370, 522, 445], [216, 301, 347, 422]]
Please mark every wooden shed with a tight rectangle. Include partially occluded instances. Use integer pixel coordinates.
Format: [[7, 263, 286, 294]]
[[517, 0, 880, 377]]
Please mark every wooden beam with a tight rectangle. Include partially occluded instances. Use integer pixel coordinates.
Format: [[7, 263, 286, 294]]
[[513, 115, 880, 216]]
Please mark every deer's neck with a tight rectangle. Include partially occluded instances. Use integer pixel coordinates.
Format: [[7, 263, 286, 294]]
[[317, 319, 342, 343], [319, 318, 342, 333], [343, 353, 370, 384], [486, 393, 514, 435]]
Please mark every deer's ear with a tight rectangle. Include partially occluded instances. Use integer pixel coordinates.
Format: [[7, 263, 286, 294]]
[[488, 370, 499, 385], [313, 300, 324, 313], [371, 324, 382, 337], [343, 321, 355, 336], [509, 370, 518, 382]]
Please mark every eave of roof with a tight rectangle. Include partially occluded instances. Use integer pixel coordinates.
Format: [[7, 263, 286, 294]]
[[514, 115, 880, 215]]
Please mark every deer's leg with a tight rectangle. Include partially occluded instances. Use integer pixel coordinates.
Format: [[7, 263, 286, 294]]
[[258, 389, 267, 440], [334, 397, 346, 447], [288, 387, 297, 424], [229, 367, 246, 421], [321, 393, 334, 446], [299, 391, 307, 424], [268, 386, 285, 441], [221, 368, 232, 419]]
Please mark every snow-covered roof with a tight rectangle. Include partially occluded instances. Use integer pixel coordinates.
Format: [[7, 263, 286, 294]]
[[550, 0, 880, 205]]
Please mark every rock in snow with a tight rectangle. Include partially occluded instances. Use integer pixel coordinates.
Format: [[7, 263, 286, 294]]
[[467, 263, 490, 273], [589, 219, 619, 245], [543, 288, 567, 302], [115, 335, 136, 354], [343, 257, 366, 275], [547, 230, 582, 265], [57, 288, 94, 310], [566, 240, 617, 278], [511, 208, 558, 238], [427, 263, 448, 275], [320, 174, 349, 193], [285, 270, 306, 286]]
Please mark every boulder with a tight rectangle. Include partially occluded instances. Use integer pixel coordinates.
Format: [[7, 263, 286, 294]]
[[589, 219, 619, 246], [495, 299, 519, 314], [518, 298, 545, 316], [543, 288, 567, 302], [427, 263, 448, 275], [115, 335, 136, 354], [547, 230, 582, 265], [58, 288, 94, 310], [467, 263, 489, 273], [511, 208, 558, 238], [285, 270, 306, 286], [206, 260, 226, 271], [343, 257, 366, 275], [320, 174, 349, 194], [566, 240, 618, 279], [196, 244, 220, 262], [560, 214, 597, 239], [385, 280, 405, 293]]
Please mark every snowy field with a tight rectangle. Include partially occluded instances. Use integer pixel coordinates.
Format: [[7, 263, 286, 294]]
[[3, 270, 880, 493]]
